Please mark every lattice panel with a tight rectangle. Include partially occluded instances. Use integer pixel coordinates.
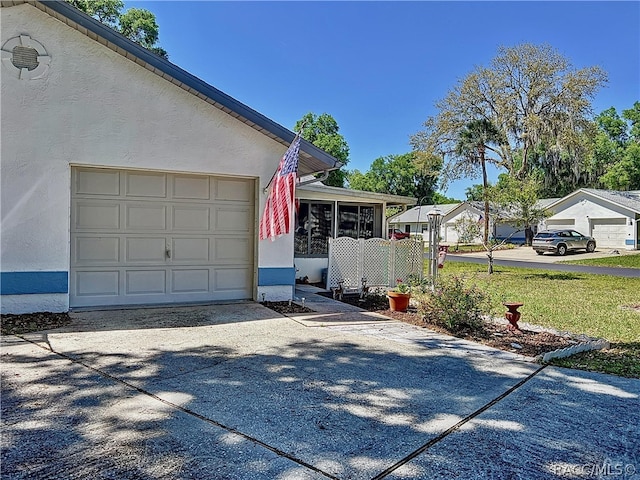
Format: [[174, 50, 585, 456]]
[[327, 237, 360, 289], [328, 237, 423, 290], [392, 238, 424, 284], [362, 238, 390, 286]]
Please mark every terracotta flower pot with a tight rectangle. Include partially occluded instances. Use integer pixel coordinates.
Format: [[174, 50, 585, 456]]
[[387, 291, 411, 312]]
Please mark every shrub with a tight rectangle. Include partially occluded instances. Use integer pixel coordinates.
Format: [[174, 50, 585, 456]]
[[416, 275, 489, 333]]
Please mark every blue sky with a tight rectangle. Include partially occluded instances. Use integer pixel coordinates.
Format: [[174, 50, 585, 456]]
[[126, 1, 639, 200]]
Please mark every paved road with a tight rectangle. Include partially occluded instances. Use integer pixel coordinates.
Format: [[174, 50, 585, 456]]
[[447, 253, 640, 277]]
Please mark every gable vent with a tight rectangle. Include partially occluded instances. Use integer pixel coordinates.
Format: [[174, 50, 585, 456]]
[[12, 45, 38, 70]]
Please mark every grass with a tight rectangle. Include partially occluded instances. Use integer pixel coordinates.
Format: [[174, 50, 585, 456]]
[[441, 261, 640, 377], [559, 253, 640, 269]]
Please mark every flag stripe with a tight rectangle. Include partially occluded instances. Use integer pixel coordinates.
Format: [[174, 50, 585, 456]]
[[259, 135, 301, 241]]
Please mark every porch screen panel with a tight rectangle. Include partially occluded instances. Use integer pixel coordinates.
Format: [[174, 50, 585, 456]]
[[310, 203, 332, 254], [295, 202, 332, 255], [338, 205, 358, 238], [359, 206, 374, 239]]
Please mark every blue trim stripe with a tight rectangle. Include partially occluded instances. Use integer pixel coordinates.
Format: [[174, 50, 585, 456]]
[[258, 267, 295, 286], [1, 272, 68, 295]]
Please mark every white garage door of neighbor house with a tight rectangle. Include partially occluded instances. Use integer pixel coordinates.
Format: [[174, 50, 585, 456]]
[[70, 168, 255, 308], [545, 219, 575, 230], [590, 218, 627, 247]]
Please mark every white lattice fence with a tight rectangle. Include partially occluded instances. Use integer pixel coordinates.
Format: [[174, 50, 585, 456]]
[[327, 237, 423, 290], [391, 239, 424, 286]]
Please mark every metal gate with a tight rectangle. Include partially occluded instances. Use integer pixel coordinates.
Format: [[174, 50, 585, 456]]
[[327, 237, 423, 290]]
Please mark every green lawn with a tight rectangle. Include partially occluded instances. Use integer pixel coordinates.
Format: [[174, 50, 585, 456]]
[[440, 261, 640, 377], [559, 253, 640, 269]]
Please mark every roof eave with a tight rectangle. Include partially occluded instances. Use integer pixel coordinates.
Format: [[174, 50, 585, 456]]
[[25, 0, 341, 176]]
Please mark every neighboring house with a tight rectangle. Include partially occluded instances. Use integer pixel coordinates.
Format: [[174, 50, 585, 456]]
[[540, 189, 640, 250], [294, 180, 416, 283], [388, 203, 476, 244], [1, 1, 341, 313], [492, 198, 560, 244]]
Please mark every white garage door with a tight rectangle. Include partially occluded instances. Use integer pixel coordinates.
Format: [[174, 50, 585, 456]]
[[70, 167, 255, 308], [590, 218, 627, 248], [545, 219, 575, 230]]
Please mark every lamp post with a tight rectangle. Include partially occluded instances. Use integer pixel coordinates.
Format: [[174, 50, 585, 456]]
[[427, 208, 443, 288]]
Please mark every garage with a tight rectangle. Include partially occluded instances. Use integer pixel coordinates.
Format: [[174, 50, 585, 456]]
[[70, 167, 255, 308], [589, 218, 627, 247]]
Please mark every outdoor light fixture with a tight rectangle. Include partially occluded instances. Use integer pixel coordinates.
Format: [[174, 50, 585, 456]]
[[427, 208, 443, 288]]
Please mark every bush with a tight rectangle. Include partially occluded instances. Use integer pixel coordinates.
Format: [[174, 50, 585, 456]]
[[416, 275, 489, 333]]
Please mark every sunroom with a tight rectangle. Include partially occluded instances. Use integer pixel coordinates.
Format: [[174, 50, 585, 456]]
[[294, 181, 416, 283]]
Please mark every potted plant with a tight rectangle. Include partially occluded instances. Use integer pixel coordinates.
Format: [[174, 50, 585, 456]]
[[387, 279, 411, 312]]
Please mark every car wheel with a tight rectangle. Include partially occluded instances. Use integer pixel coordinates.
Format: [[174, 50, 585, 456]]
[[557, 244, 567, 256], [535, 250, 544, 255], [586, 241, 596, 253]]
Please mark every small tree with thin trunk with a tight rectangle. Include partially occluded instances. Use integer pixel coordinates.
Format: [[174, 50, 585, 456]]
[[454, 119, 504, 245]]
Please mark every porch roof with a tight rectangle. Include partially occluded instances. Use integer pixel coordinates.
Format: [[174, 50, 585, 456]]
[[297, 182, 416, 206]]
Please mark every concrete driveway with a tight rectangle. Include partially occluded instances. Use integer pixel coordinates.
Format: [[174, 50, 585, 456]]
[[2, 300, 639, 479]]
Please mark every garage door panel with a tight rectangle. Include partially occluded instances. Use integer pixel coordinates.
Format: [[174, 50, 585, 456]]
[[71, 168, 255, 308], [75, 202, 121, 230], [126, 237, 166, 262], [171, 269, 210, 293], [215, 237, 251, 262], [125, 172, 167, 198], [172, 206, 210, 231], [75, 271, 119, 296], [75, 237, 120, 264], [172, 238, 210, 262], [173, 175, 210, 200], [215, 207, 252, 231], [75, 169, 120, 196], [125, 270, 166, 295], [126, 204, 167, 230], [215, 178, 252, 202], [215, 267, 252, 291]]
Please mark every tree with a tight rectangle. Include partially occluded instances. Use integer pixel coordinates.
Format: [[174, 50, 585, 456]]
[[597, 102, 640, 190], [491, 174, 549, 246], [346, 152, 441, 200], [454, 119, 504, 243], [66, 0, 168, 59], [294, 113, 349, 187], [452, 216, 481, 245], [411, 43, 607, 195]]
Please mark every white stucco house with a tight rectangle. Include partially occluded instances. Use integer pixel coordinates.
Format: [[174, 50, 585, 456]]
[[387, 203, 481, 244], [1, 1, 346, 313], [541, 189, 640, 250], [294, 181, 415, 283]]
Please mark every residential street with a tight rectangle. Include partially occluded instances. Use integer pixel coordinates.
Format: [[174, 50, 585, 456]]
[[444, 247, 640, 278]]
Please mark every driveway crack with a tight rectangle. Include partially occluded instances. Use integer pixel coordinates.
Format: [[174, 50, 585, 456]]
[[371, 364, 548, 480]]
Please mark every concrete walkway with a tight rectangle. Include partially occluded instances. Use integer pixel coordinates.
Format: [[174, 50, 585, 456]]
[[2, 295, 638, 479]]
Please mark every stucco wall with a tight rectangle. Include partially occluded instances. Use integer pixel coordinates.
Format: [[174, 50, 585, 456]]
[[1, 4, 294, 312]]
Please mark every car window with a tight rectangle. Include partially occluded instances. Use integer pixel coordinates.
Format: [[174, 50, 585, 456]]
[[571, 231, 583, 237]]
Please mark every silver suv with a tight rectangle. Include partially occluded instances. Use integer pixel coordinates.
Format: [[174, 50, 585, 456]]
[[532, 229, 596, 256]]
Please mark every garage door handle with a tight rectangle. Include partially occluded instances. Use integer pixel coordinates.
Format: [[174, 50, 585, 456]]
[[165, 248, 171, 259]]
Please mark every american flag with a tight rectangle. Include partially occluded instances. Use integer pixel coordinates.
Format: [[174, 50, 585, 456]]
[[259, 134, 301, 241]]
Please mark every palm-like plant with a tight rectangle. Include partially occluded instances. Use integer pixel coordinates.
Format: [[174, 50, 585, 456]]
[[455, 119, 504, 244]]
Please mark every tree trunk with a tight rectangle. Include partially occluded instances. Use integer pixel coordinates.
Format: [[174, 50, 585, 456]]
[[481, 154, 490, 245], [525, 225, 534, 246]]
